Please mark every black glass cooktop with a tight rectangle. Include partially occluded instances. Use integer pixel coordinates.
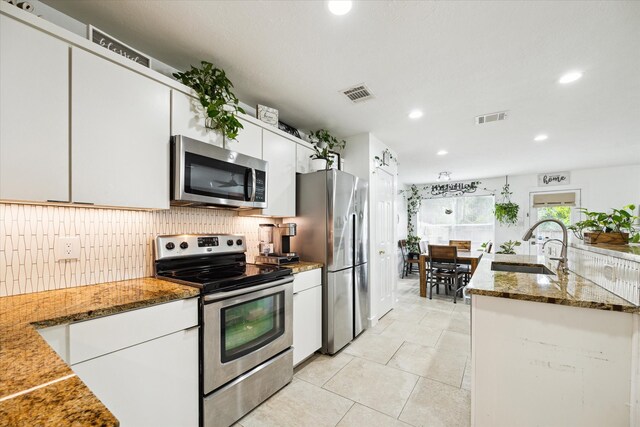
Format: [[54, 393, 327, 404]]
[[155, 253, 292, 294]]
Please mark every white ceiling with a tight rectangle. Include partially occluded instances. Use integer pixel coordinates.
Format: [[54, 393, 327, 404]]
[[44, 0, 640, 183]]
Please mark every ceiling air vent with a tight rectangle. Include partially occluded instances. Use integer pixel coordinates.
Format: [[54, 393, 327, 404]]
[[475, 111, 508, 125], [341, 84, 374, 103]]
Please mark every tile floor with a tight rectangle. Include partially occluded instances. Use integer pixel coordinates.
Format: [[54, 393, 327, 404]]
[[237, 276, 472, 427]]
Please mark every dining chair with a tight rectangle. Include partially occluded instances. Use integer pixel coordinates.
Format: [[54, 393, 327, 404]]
[[427, 245, 466, 303], [449, 240, 472, 283], [399, 240, 420, 278], [449, 240, 472, 251]]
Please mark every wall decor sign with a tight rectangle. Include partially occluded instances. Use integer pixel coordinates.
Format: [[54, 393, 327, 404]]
[[538, 171, 570, 187], [277, 121, 301, 138], [429, 181, 481, 197], [257, 105, 279, 127], [88, 26, 150, 67]]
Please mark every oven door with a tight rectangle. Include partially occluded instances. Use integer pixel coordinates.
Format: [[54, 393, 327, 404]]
[[172, 135, 267, 209], [203, 277, 293, 394]]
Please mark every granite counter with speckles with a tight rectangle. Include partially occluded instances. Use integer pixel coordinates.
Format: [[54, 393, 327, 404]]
[[0, 278, 199, 426], [466, 254, 639, 312], [281, 261, 323, 274]]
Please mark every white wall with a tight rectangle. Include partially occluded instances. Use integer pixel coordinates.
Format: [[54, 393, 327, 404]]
[[403, 164, 640, 255]]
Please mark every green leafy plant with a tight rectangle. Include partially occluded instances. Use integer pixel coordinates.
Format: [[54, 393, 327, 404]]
[[308, 129, 346, 169], [568, 204, 640, 243], [173, 61, 245, 140], [406, 235, 421, 254], [496, 240, 521, 255], [494, 183, 519, 226]]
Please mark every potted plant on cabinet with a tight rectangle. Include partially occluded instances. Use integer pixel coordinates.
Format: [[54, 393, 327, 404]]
[[308, 129, 346, 170], [173, 61, 245, 142], [568, 204, 639, 245]]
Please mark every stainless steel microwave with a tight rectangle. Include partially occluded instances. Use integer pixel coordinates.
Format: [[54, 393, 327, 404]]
[[171, 135, 268, 209]]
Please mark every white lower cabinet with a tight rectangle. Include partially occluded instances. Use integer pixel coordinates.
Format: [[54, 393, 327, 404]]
[[72, 328, 199, 427], [38, 298, 200, 427], [293, 269, 322, 365]]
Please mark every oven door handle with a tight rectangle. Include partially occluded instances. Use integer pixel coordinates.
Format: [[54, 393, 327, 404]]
[[203, 276, 293, 302]]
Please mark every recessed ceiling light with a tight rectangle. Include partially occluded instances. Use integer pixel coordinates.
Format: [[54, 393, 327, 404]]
[[558, 71, 583, 84], [408, 110, 423, 119], [327, 1, 352, 16], [437, 150, 448, 156], [534, 134, 548, 142]]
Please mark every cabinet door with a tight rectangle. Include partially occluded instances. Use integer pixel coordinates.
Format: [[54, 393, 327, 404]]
[[261, 130, 296, 217], [72, 328, 199, 427], [296, 143, 315, 174], [0, 15, 69, 202], [293, 286, 322, 365], [170, 90, 223, 147], [71, 48, 170, 209], [225, 117, 263, 159]]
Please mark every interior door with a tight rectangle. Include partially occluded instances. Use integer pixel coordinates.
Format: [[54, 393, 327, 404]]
[[375, 169, 394, 317], [527, 190, 580, 256]]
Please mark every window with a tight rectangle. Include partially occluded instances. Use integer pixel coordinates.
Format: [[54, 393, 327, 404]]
[[417, 195, 495, 248]]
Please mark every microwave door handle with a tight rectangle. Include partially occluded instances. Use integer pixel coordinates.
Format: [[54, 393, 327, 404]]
[[244, 169, 251, 201], [250, 168, 257, 202]]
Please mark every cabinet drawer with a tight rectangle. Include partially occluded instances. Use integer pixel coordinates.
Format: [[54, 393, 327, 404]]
[[69, 298, 198, 364], [293, 268, 322, 294]]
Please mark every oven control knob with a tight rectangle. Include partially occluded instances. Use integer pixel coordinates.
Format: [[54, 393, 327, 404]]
[[236, 239, 243, 246], [180, 242, 189, 250], [165, 242, 175, 250], [227, 239, 234, 246]]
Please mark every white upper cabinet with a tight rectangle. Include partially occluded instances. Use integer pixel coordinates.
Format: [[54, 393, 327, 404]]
[[225, 117, 263, 159], [261, 130, 296, 217], [0, 15, 70, 202], [170, 90, 223, 147], [71, 48, 171, 209], [296, 143, 316, 174]]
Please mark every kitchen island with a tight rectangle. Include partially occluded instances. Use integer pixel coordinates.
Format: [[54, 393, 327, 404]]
[[466, 254, 639, 427]]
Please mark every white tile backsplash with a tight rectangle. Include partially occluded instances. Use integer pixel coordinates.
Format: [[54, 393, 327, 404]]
[[0, 203, 277, 296]]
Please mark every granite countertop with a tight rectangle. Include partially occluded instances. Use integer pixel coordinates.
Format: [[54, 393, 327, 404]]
[[0, 277, 199, 426], [466, 254, 639, 313], [283, 261, 323, 274], [570, 241, 640, 262]]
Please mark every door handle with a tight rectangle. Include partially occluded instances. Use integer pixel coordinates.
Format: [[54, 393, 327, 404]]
[[250, 168, 257, 202], [379, 250, 385, 255]]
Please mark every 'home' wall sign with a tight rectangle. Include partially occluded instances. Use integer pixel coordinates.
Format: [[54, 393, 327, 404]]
[[538, 171, 570, 187]]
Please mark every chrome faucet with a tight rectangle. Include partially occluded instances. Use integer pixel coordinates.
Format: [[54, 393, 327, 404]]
[[522, 219, 568, 273]]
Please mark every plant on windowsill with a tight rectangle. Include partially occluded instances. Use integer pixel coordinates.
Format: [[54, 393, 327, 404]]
[[496, 240, 521, 255], [568, 204, 639, 245], [308, 129, 346, 170], [173, 61, 245, 141], [494, 182, 519, 226]]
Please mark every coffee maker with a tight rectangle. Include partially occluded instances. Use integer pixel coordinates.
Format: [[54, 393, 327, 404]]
[[256, 223, 300, 265]]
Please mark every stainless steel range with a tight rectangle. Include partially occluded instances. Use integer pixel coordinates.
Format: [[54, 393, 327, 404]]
[[154, 234, 294, 427]]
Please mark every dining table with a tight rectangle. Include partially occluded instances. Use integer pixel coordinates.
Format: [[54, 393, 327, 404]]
[[418, 250, 484, 298]]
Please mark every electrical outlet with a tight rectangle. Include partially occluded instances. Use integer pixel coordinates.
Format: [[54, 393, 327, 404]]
[[55, 236, 81, 261]]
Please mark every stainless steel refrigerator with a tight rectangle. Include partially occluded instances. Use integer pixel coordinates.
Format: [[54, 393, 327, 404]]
[[292, 169, 369, 354]]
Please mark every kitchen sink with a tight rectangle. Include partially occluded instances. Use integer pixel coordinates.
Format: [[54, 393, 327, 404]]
[[491, 262, 555, 275]]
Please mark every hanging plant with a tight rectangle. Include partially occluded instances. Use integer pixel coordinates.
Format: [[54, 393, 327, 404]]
[[403, 184, 423, 253], [173, 61, 245, 141], [308, 129, 346, 169], [494, 180, 519, 226], [374, 148, 398, 168]]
